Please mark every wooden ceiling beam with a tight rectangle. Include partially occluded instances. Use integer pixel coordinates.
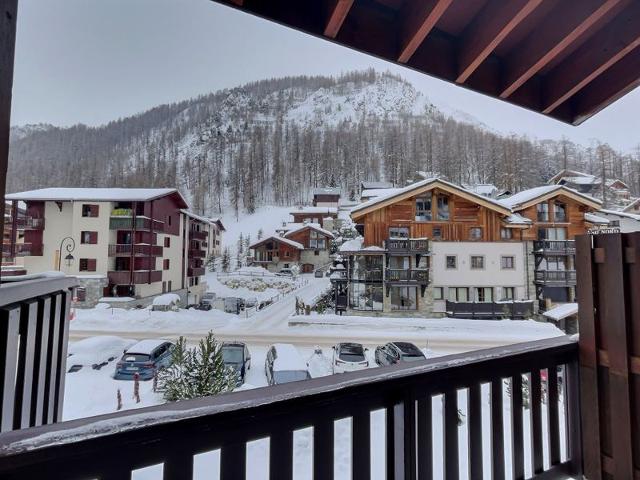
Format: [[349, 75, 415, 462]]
[[456, 0, 544, 84], [324, 0, 354, 38], [500, 0, 624, 99], [542, 1, 640, 114], [397, 0, 454, 64], [571, 45, 640, 125]]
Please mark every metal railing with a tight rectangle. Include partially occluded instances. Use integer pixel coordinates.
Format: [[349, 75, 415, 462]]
[[188, 249, 206, 259], [0, 277, 76, 433], [109, 217, 165, 232], [1, 243, 43, 257], [107, 270, 162, 285], [0, 336, 580, 479], [5, 216, 44, 230], [108, 244, 163, 257], [446, 300, 535, 319], [385, 238, 430, 253], [533, 240, 576, 255], [189, 230, 208, 241], [386, 268, 429, 283], [187, 267, 205, 277], [534, 270, 577, 285]]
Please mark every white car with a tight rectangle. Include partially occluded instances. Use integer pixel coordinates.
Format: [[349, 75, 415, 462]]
[[332, 342, 369, 373]]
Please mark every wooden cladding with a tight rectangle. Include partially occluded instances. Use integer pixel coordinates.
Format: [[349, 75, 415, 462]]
[[575, 232, 640, 479], [518, 195, 590, 241], [0, 277, 75, 432]]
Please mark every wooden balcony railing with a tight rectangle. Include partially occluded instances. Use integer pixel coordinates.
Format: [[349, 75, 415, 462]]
[[6, 216, 44, 230], [533, 240, 576, 255], [189, 230, 208, 241], [188, 249, 206, 259], [0, 276, 76, 433], [1, 243, 43, 258], [0, 336, 580, 479], [385, 238, 430, 253], [109, 216, 165, 232], [534, 270, 577, 286], [351, 269, 382, 282], [107, 270, 162, 285], [446, 300, 535, 319], [187, 267, 205, 277], [386, 268, 429, 284], [108, 244, 163, 257]]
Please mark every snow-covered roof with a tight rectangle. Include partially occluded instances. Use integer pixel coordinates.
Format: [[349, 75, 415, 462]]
[[290, 206, 338, 215], [313, 187, 341, 196], [622, 198, 640, 212], [181, 210, 224, 227], [272, 343, 308, 371], [463, 183, 498, 196], [498, 185, 601, 209], [250, 235, 304, 250], [360, 188, 402, 199], [284, 222, 335, 239], [504, 213, 532, 225], [125, 339, 170, 355], [352, 177, 510, 215], [152, 293, 181, 306], [6, 187, 188, 207], [339, 237, 364, 252], [361, 181, 394, 189], [560, 175, 598, 185], [599, 209, 640, 221], [584, 212, 610, 225], [543, 303, 578, 321]]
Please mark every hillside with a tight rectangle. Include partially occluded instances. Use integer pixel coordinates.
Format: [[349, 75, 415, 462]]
[[8, 69, 640, 215]]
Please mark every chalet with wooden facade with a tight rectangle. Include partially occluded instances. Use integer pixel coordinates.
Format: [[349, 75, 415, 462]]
[[3, 188, 223, 307], [289, 206, 338, 230], [312, 187, 341, 208], [335, 178, 604, 319]]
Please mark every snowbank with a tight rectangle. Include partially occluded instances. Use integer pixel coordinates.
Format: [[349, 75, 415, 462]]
[[67, 336, 136, 367], [152, 293, 181, 306]]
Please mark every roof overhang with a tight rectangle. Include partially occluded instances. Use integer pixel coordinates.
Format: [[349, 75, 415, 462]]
[[509, 186, 602, 211], [211, 0, 640, 125]]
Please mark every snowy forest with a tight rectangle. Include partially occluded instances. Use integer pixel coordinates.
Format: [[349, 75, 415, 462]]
[[8, 69, 640, 215]]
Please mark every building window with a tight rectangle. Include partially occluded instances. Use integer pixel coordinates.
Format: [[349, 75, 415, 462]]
[[501, 256, 515, 269], [502, 287, 515, 301], [432, 226, 442, 239], [554, 202, 567, 222], [433, 287, 443, 300], [284, 251, 290, 257], [500, 228, 513, 240], [445, 255, 457, 269], [349, 283, 383, 311], [437, 195, 449, 220], [544, 256, 566, 271], [469, 227, 483, 240], [162, 281, 166, 293], [470, 255, 484, 269], [75, 287, 87, 302], [168, 281, 172, 291], [314, 250, 319, 256], [389, 227, 409, 238], [168, 215, 172, 226], [310, 230, 318, 238], [79, 258, 96, 272], [390, 286, 417, 311], [80, 231, 97, 244], [163, 259, 170, 270], [448, 287, 469, 302], [415, 196, 432, 221], [537, 227, 567, 240], [609, 220, 620, 227], [81, 204, 99, 217], [164, 237, 170, 247], [475, 287, 493, 302], [537, 203, 549, 222]]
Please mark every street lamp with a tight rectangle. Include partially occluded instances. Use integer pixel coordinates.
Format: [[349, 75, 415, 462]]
[[58, 236, 76, 271]]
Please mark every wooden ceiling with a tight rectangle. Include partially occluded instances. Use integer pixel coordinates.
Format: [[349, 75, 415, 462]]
[[213, 0, 640, 125]]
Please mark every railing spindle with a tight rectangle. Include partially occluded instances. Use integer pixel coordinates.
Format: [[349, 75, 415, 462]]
[[14, 300, 38, 430], [43, 293, 62, 425], [417, 396, 432, 480], [31, 296, 51, 427], [220, 442, 246, 480], [270, 429, 293, 480], [468, 384, 483, 479], [314, 418, 334, 480], [0, 305, 19, 432], [547, 367, 561, 466], [530, 370, 543, 474], [491, 379, 505, 480], [352, 410, 371, 480], [163, 450, 194, 480], [444, 389, 459, 480], [511, 375, 524, 480]]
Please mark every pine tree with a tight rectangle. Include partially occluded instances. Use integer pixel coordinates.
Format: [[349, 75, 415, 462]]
[[157, 333, 236, 402], [257, 228, 263, 240], [221, 247, 231, 273], [206, 254, 217, 272]]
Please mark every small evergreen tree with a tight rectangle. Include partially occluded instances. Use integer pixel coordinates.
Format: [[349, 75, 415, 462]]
[[257, 228, 263, 240], [221, 247, 231, 273], [206, 254, 217, 272], [157, 333, 236, 402], [349, 187, 356, 201]]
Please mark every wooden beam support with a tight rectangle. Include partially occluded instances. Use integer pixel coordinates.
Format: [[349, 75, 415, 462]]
[[571, 44, 640, 125], [324, 0, 354, 39], [397, 0, 453, 64], [500, 0, 623, 99], [0, 0, 18, 283], [456, 0, 544, 84], [542, 1, 640, 113]]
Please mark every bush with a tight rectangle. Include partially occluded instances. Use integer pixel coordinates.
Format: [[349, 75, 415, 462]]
[[157, 332, 236, 402]]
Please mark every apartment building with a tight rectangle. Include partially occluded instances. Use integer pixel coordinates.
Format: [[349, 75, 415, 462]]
[[4, 188, 223, 307], [333, 178, 603, 318]]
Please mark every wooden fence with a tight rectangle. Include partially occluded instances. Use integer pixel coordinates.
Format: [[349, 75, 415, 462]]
[[575, 232, 640, 479]]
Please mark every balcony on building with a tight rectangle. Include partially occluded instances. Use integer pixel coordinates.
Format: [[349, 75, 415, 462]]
[[533, 240, 576, 256], [107, 270, 162, 284], [1, 242, 43, 257], [109, 213, 165, 232], [385, 268, 429, 285], [108, 244, 163, 257], [188, 248, 206, 259], [384, 237, 430, 254], [534, 270, 577, 286], [8, 215, 44, 230], [189, 229, 208, 241], [187, 266, 205, 277], [446, 300, 535, 319]]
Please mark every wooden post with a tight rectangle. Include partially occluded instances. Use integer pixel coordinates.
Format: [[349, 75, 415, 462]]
[[0, 0, 18, 281]]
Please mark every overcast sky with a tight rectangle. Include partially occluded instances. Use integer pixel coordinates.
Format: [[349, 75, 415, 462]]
[[11, 0, 640, 152]]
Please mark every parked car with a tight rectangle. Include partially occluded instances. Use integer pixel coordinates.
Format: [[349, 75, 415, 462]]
[[244, 297, 258, 308], [195, 302, 212, 311], [332, 342, 369, 373], [265, 343, 311, 385], [114, 340, 174, 380], [224, 297, 243, 314], [374, 342, 426, 366], [279, 268, 293, 276], [221, 342, 251, 386], [314, 269, 324, 278]]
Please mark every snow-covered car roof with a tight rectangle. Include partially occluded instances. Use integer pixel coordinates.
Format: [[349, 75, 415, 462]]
[[272, 343, 308, 371], [125, 339, 172, 355], [152, 293, 181, 306]]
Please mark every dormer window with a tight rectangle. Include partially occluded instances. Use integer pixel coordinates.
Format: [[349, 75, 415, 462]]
[[415, 196, 432, 221], [537, 203, 549, 222], [437, 195, 449, 220], [554, 202, 567, 222]]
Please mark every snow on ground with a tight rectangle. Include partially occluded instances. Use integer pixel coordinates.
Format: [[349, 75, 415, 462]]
[[204, 270, 299, 303]]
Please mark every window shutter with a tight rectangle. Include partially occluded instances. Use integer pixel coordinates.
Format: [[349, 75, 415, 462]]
[[90, 231, 98, 244], [87, 259, 97, 271], [91, 205, 99, 217]]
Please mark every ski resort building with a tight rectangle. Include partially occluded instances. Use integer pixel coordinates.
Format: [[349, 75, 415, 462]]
[[333, 178, 604, 320], [3, 188, 223, 307], [548, 169, 631, 209]]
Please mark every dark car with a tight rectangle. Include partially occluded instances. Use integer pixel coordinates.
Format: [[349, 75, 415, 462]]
[[114, 340, 174, 380], [374, 342, 426, 366], [221, 342, 251, 386], [195, 302, 212, 311]]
